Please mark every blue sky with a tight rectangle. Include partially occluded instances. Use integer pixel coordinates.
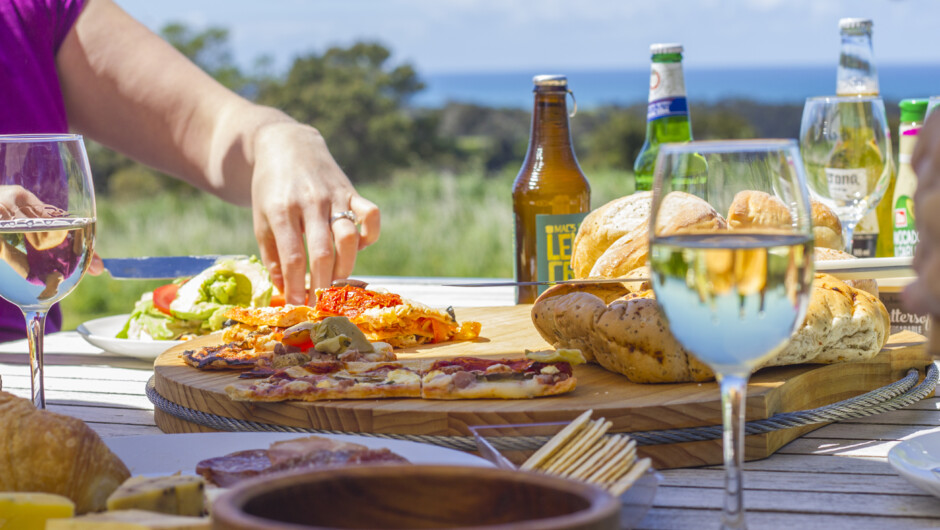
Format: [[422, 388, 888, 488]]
[[117, 0, 940, 74]]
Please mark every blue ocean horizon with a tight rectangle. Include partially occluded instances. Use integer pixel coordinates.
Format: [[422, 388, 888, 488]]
[[412, 64, 940, 109]]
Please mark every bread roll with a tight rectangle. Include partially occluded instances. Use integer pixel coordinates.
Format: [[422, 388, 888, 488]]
[[811, 200, 844, 250], [532, 274, 890, 383], [0, 391, 131, 513], [727, 190, 792, 230], [587, 192, 727, 279], [726, 191, 844, 251], [571, 192, 652, 279]]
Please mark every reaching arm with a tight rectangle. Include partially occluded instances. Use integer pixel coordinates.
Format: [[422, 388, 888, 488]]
[[54, 0, 380, 303]]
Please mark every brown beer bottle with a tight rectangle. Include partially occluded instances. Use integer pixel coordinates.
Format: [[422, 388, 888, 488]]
[[512, 75, 591, 304]]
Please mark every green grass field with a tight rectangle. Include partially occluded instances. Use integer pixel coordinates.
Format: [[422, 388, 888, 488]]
[[60, 168, 634, 329]]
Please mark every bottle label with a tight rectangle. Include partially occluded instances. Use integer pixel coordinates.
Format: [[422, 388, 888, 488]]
[[823, 167, 868, 201], [851, 233, 877, 258], [535, 212, 587, 296], [894, 194, 918, 257], [649, 63, 686, 101], [647, 62, 688, 122], [647, 97, 689, 122]]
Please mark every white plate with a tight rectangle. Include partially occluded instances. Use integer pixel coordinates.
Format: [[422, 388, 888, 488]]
[[887, 428, 940, 498], [105, 432, 492, 476], [76, 314, 183, 360]]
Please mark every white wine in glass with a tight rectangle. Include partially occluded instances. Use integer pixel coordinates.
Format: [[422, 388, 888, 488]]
[[0, 134, 96, 409], [799, 96, 892, 253], [649, 140, 815, 529]]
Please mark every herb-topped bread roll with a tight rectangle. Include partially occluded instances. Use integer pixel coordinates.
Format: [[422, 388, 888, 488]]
[[532, 274, 889, 383], [0, 391, 130, 513], [814, 247, 878, 296]]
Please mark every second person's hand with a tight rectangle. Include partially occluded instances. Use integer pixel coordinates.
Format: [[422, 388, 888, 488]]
[[250, 122, 380, 305]]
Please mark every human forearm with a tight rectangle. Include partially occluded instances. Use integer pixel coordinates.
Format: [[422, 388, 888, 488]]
[[56, 0, 294, 201]]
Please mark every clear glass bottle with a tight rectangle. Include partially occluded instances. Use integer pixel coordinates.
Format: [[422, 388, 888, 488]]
[[893, 99, 928, 257], [512, 75, 591, 304], [835, 18, 894, 257], [633, 43, 696, 192], [837, 18, 879, 96]]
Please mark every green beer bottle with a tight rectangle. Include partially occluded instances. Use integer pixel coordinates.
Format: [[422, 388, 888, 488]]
[[892, 99, 928, 257], [633, 43, 695, 191]]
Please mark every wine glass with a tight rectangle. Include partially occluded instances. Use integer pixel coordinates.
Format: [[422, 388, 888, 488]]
[[799, 96, 892, 253], [0, 134, 96, 409], [648, 140, 815, 529]]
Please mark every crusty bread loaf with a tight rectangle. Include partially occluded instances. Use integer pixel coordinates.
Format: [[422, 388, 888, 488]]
[[571, 192, 652, 279], [532, 274, 890, 383], [0, 391, 131, 513], [587, 192, 727, 279]]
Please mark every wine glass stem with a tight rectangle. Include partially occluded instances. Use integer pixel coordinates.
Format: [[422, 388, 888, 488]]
[[718, 371, 749, 530], [24, 310, 48, 409]]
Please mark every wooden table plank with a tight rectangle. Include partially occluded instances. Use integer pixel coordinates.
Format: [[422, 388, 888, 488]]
[[658, 468, 924, 495], [651, 486, 940, 518], [637, 509, 940, 530]]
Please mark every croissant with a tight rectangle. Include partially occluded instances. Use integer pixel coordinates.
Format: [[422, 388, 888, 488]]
[[0, 391, 130, 513]]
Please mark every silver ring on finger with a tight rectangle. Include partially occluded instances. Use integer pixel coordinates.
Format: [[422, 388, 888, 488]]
[[330, 210, 358, 225]]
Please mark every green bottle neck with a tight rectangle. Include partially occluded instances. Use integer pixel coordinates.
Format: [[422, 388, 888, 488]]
[[645, 55, 691, 142]]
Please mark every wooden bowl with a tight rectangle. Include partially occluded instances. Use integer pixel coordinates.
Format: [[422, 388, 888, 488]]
[[211, 464, 619, 530]]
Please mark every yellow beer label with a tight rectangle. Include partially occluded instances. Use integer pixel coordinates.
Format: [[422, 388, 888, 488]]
[[535, 212, 586, 295]]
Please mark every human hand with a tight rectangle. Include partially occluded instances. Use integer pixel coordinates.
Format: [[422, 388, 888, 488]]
[[250, 123, 380, 305], [0, 185, 103, 276], [904, 112, 940, 315]]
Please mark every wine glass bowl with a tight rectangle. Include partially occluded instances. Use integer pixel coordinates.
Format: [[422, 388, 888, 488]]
[[649, 139, 815, 528], [799, 96, 892, 252], [0, 134, 96, 408]]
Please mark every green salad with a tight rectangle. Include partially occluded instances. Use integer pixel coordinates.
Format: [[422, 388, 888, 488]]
[[117, 256, 274, 340]]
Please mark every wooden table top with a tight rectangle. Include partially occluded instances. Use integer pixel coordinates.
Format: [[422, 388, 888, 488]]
[[1, 278, 938, 530]]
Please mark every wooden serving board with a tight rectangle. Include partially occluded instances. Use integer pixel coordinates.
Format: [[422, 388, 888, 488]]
[[152, 305, 932, 469]]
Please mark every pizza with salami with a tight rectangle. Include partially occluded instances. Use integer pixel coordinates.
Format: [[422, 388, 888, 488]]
[[224, 355, 579, 402]]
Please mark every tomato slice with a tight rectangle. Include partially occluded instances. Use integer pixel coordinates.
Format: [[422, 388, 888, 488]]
[[270, 293, 286, 307], [153, 283, 180, 316]]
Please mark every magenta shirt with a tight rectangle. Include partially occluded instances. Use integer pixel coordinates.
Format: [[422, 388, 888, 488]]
[[0, 0, 85, 340]]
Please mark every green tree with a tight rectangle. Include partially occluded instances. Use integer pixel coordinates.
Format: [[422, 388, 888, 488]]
[[257, 42, 445, 181], [160, 23, 248, 93], [86, 22, 249, 196], [578, 106, 647, 170]]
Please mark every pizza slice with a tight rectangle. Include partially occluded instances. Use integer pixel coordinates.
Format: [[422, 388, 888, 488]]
[[313, 285, 482, 347], [224, 355, 580, 402], [181, 314, 395, 371], [420, 357, 577, 399], [225, 361, 424, 402]]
